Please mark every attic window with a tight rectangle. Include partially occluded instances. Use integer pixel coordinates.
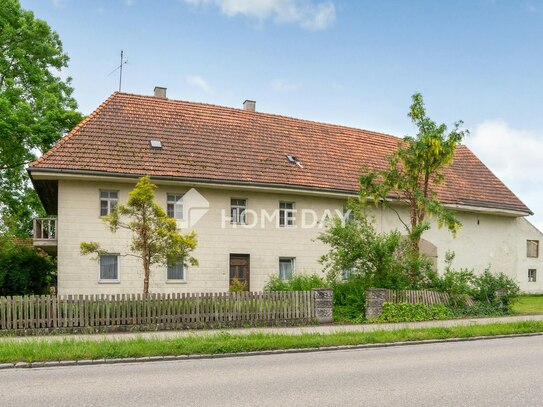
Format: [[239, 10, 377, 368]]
[[149, 140, 162, 149], [286, 155, 303, 168]]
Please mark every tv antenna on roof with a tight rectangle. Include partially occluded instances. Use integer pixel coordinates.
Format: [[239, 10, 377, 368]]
[[107, 50, 128, 91]]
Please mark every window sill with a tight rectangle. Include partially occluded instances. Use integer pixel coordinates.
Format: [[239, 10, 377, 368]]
[[166, 280, 187, 284], [98, 280, 120, 284]]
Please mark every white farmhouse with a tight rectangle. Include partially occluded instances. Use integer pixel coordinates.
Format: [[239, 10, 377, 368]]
[[29, 88, 543, 295]]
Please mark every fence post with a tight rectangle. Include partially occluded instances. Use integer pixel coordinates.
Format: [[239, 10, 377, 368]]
[[365, 288, 389, 320], [311, 288, 333, 324]]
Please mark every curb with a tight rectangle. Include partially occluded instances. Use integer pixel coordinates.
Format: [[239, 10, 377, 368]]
[[0, 331, 542, 370]]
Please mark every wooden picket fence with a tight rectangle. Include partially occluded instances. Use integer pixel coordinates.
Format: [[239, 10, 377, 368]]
[[384, 289, 451, 305], [0, 291, 316, 334]]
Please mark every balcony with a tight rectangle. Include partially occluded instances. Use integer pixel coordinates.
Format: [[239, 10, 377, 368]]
[[33, 217, 57, 254]]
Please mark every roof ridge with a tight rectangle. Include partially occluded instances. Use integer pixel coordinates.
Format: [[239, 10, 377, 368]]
[[30, 92, 120, 167], [114, 92, 403, 143]]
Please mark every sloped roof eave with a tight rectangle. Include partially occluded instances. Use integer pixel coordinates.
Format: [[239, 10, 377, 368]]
[[28, 167, 532, 217]]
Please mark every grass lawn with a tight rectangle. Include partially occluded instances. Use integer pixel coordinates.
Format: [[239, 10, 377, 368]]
[[513, 295, 543, 314], [0, 321, 543, 363]]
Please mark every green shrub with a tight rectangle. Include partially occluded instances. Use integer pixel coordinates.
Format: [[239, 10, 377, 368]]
[[426, 252, 475, 306], [471, 269, 520, 308], [0, 238, 56, 296], [229, 278, 248, 292], [377, 302, 454, 323], [318, 203, 431, 290], [427, 251, 520, 312], [331, 275, 367, 322], [263, 273, 366, 322], [263, 273, 327, 292]]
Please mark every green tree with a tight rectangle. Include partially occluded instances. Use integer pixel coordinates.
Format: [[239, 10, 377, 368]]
[[0, 0, 82, 236], [0, 237, 56, 296], [359, 93, 468, 281], [318, 201, 427, 289], [80, 176, 198, 294]]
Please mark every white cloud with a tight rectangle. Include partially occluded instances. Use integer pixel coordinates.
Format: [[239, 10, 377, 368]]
[[186, 75, 213, 93], [183, 0, 336, 30], [270, 79, 300, 93], [467, 119, 543, 229], [125, 0, 135, 6]]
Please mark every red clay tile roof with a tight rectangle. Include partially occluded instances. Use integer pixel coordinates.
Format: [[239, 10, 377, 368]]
[[29, 92, 531, 215]]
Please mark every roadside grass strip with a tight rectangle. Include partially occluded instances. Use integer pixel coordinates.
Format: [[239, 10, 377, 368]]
[[1, 321, 542, 364]]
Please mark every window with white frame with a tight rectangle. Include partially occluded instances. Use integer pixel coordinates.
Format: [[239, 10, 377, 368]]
[[100, 191, 118, 216], [527, 240, 539, 258], [529, 269, 537, 282], [279, 257, 295, 280], [99, 254, 119, 281], [167, 194, 184, 220], [279, 202, 295, 227], [231, 198, 247, 224], [167, 260, 185, 281]]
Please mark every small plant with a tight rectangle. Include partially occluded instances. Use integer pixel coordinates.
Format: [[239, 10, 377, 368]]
[[376, 302, 454, 323], [263, 273, 327, 292], [229, 278, 248, 292]]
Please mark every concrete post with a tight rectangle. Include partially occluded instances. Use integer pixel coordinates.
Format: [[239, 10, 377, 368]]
[[365, 288, 389, 319], [312, 288, 333, 324]]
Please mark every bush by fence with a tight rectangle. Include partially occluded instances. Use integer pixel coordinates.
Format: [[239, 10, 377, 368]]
[[0, 290, 333, 335], [365, 288, 472, 319]]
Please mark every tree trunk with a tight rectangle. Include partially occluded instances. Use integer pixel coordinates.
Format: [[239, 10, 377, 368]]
[[409, 206, 421, 284], [143, 258, 150, 295]]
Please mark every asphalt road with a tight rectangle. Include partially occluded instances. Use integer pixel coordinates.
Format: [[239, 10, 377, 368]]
[[1, 336, 543, 406]]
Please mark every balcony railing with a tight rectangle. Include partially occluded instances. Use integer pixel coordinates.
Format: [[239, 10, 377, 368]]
[[33, 217, 57, 244]]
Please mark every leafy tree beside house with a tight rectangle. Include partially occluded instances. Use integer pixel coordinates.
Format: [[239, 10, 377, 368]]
[[81, 176, 198, 294], [359, 93, 468, 282], [0, 237, 56, 296], [0, 0, 82, 236]]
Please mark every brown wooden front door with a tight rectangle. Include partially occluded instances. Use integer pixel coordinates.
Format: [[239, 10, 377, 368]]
[[229, 254, 250, 290]]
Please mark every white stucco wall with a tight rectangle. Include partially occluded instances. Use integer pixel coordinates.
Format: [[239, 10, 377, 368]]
[[56, 178, 543, 295], [375, 206, 543, 293]]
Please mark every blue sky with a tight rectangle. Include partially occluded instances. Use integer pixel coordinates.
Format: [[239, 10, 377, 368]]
[[21, 0, 543, 227]]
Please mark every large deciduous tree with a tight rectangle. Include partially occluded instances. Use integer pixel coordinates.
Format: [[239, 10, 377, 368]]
[[359, 93, 468, 282], [0, 0, 82, 236], [81, 176, 199, 294]]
